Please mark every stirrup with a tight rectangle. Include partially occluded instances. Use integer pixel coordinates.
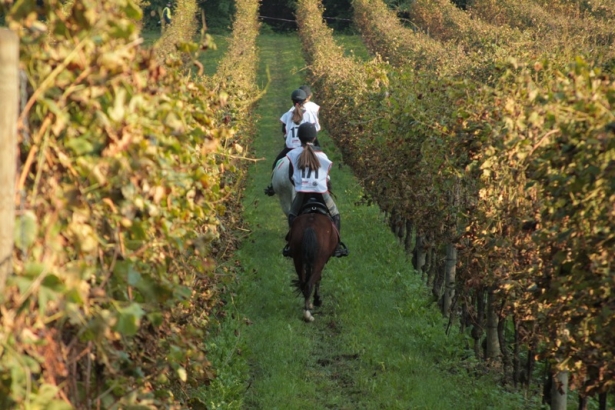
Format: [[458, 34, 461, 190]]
[[334, 241, 349, 258], [264, 184, 275, 196], [282, 245, 292, 258]]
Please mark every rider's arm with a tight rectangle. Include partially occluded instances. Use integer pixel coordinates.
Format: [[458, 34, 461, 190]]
[[280, 111, 291, 135]]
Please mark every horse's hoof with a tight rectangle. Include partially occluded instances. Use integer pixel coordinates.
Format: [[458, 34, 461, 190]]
[[303, 310, 315, 322]]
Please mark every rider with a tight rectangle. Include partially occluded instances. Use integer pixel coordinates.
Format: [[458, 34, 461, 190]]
[[282, 122, 349, 258], [264, 88, 318, 196], [299, 85, 321, 134], [162, 3, 172, 25]]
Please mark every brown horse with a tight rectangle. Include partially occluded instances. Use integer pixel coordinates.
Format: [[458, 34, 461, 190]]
[[288, 212, 338, 322]]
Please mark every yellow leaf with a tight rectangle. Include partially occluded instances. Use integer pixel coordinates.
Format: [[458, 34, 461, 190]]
[[177, 367, 187, 382]]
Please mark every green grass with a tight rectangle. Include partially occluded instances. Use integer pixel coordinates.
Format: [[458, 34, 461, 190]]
[[199, 34, 230, 76], [141, 28, 161, 47], [335, 32, 374, 61], [196, 33, 544, 409]]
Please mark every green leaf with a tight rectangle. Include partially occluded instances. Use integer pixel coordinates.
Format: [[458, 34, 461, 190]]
[[66, 137, 94, 156], [24, 262, 45, 278], [114, 303, 145, 336], [177, 42, 199, 53], [14, 211, 38, 250], [129, 221, 147, 241], [38, 274, 64, 315], [113, 260, 142, 287], [41, 274, 63, 292], [14, 277, 33, 296], [127, 269, 141, 286], [146, 312, 163, 327], [44, 400, 73, 410], [174, 285, 192, 301], [31, 384, 60, 406], [65, 288, 84, 305], [124, 0, 143, 20]]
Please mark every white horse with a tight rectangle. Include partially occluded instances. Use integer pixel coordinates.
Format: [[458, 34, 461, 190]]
[[271, 156, 295, 217]]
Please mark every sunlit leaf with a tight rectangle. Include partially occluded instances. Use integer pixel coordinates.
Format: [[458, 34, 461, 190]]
[[14, 211, 38, 250], [114, 303, 145, 336]]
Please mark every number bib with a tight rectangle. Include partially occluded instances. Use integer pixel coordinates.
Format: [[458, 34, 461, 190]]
[[287, 148, 332, 193]]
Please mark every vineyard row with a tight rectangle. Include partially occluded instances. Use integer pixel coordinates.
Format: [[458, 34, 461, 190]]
[[297, 0, 615, 403], [0, 0, 260, 407]]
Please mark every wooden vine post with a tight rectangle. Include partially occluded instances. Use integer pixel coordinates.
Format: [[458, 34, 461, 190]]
[[0, 29, 19, 295]]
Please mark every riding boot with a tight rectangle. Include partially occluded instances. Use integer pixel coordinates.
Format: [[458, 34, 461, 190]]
[[282, 214, 296, 258], [333, 214, 341, 232], [288, 214, 296, 228], [332, 215, 349, 257]]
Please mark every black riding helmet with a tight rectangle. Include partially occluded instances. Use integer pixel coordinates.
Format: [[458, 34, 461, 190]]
[[299, 85, 312, 98], [298, 122, 318, 144], [291, 88, 307, 104]]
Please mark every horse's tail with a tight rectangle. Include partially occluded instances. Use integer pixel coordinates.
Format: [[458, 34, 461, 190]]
[[303, 227, 319, 284], [292, 226, 319, 293]]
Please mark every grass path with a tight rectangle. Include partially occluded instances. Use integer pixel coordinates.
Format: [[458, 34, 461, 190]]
[[200, 33, 535, 410]]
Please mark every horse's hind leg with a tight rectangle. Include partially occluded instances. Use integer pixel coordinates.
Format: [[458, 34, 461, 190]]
[[303, 284, 315, 322], [307, 283, 315, 309], [313, 282, 322, 307]]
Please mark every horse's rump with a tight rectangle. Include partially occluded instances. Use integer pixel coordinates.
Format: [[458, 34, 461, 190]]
[[289, 214, 337, 288], [288, 213, 338, 322], [271, 156, 295, 217]]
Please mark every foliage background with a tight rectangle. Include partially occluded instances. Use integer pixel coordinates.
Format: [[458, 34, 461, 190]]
[[0, 0, 259, 407]]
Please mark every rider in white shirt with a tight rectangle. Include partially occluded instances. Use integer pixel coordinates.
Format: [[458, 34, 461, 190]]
[[264, 88, 318, 196], [282, 122, 349, 258], [280, 101, 318, 150], [299, 85, 320, 133]]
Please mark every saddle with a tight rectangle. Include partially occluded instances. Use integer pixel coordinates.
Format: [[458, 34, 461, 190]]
[[296, 196, 341, 241], [299, 197, 330, 217], [284, 195, 348, 258]]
